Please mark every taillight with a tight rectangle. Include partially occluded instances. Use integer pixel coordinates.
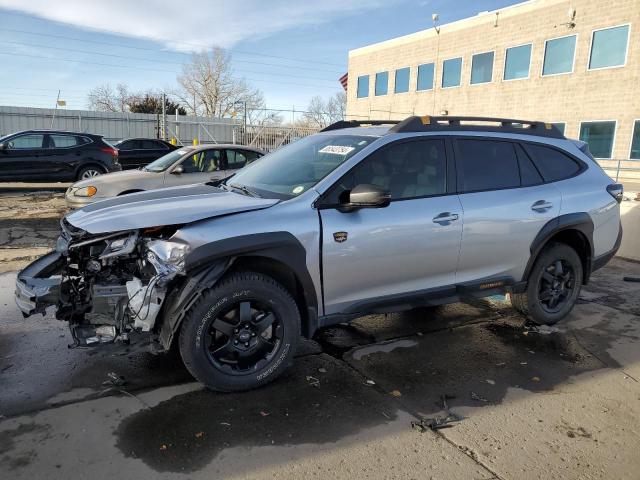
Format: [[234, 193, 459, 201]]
[[101, 147, 118, 157], [607, 183, 624, 203]]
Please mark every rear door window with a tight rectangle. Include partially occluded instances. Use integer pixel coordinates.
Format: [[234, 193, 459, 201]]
[[522, 143, 581, 182], [456, 139, 520, 192], [226, 149, 248, 169], [50, 135, 79, 148]]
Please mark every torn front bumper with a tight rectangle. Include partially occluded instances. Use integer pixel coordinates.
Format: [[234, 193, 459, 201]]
[[15, 251, 64, 317]]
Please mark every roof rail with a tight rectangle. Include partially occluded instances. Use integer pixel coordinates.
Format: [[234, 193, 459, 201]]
[[320, 119, 400, 132], [388, 115, 565, 139]]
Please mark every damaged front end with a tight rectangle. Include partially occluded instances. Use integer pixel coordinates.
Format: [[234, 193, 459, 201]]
[[15, 218, 189, 350]]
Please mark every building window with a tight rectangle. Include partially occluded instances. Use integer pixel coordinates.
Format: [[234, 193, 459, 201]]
[[375, 71, 388, 96], [551, 122, 566, 135], [357, 75, 369, 98], [542, 35, 576, 76], [442, 57, 462, 88], [630, 120, 640, 160], [416, 63, 435, 91], [579, 121, 616, 158], [589, 25, 630, 70], [394, 67, 410, 94], [504, 44, 532, 80], [470, 51, 494, 84]]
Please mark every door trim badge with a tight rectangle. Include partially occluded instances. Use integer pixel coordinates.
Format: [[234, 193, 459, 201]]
[[333, 231, 348, 243]]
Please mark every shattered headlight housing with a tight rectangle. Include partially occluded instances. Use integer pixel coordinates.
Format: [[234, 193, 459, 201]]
[[146, 239, 190, 275], [99, 232, 138, 259], [74, 186, 97, 197]]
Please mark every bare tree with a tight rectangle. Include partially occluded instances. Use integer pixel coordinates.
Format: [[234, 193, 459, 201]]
[[176, 48, 265, 118], [87, 83, 131, 112], [301, 92, 346, 128]]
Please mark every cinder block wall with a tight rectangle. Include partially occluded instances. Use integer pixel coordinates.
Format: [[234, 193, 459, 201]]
[[346, 0, 640, 160]]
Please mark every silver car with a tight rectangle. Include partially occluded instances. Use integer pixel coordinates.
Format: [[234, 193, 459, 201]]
[[65, 144, 264, 207], [16, 116, 622, 392]]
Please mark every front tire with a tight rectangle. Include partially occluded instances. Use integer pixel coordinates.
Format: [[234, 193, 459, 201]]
[[178, 271, 299, 392], [510, 242, 583, 325]]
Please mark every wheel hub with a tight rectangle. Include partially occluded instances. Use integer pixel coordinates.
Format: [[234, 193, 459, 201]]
[[232, 323, 259, 351]]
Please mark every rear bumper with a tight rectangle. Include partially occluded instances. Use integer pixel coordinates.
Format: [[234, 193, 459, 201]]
[[15, 251, 64, 317]]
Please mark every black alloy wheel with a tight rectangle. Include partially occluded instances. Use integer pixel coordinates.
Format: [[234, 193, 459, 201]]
[[537, 259, 575, 314], [206, 299, 282, 375], [179, 271, 300, 391]]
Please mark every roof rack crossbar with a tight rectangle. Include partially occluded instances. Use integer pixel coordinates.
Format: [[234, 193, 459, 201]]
[[388, 115, 564, 139], [320, 119, 401, 132]]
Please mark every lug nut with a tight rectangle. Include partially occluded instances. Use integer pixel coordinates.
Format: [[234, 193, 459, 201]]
[[234, 340, 238, 345], [234, 328, 239, 333], [244, 342, 249, 347], [251, 332, 256, 337]]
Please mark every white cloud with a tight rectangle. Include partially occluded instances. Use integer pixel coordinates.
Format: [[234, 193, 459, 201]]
[[0, 0, 388, 51]]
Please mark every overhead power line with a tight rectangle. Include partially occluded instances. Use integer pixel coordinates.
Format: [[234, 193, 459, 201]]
[[0, 40, 340, 82], [0, 52, 342, 90], [0, 26, 345, 68]]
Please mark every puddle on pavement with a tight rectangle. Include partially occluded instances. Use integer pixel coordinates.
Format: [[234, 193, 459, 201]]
[[115, 354, 399, 473], [484, 322, 586, 364], [346, 318, 605, 418]]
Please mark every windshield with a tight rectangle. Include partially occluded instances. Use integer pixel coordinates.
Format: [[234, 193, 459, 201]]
[[228, 134, 377, 198], [144, 148, 193, 172]]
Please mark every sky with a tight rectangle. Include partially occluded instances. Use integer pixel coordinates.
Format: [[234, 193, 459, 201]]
[[0, 0, 520, 116]]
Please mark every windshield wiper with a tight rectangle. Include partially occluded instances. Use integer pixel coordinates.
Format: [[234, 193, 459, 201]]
[[229, 183, 261, 198]]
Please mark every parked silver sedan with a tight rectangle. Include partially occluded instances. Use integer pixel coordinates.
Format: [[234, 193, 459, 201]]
[[65, 144, 264, 207]]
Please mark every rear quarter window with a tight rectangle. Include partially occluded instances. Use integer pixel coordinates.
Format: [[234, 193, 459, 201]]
[[522, 143, 581, 182]]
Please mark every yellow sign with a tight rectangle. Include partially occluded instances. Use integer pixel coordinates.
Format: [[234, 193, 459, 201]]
[[192, 137, 199, 146], [57, 100, 66, 106]]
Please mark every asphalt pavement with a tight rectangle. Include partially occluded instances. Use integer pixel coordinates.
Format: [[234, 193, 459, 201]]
[[1, 258, 640, 479]]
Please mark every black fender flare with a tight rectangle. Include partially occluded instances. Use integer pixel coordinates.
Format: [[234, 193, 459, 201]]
[[157, 232, 318, 349], [521, 212, 594, 285]]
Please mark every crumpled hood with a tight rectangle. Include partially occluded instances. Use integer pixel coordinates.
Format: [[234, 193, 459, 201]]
[[65, 183, 279, 234]]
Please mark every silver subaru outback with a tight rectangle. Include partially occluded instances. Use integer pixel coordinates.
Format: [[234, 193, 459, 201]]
[[15, 116, 623, 392]]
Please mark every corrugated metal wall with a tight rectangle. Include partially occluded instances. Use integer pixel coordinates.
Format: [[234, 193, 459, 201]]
[[0, 106, 236, 145]]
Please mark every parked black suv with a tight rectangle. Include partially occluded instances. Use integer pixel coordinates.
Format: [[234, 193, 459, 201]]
[[0, 130, 121, 182], [114, 138, 179, 170]]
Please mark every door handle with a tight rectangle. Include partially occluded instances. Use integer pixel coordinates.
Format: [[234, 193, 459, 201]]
[[432, 212, 459, 224], [531, 200, 553, 212]]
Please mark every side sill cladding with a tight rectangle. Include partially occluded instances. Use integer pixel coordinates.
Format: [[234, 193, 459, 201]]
[[183, 232, 319, 337], [523, 213, 595, 284]]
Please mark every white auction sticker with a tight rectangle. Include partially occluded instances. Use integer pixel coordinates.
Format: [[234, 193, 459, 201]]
[[318, 145, 355, 155], [292, 186, 305, 194]]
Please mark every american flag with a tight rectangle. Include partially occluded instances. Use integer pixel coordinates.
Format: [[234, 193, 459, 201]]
[[339, 73, 348, 92]]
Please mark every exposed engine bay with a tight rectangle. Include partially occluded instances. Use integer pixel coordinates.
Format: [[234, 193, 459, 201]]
[[16, 219, 189, 350]]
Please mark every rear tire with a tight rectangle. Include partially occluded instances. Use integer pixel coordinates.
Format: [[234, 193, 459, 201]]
[[510, 242, 583, 325], [76, 165, 104, 180], [178, 271, 299, 392]]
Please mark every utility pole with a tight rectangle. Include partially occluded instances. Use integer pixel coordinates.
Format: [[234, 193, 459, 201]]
[[50, 89, 60, 128], [161, 92, 167, 140]]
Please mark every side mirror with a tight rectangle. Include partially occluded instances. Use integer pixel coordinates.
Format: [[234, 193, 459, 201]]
[[0, 143, 7, 151], [171, 165, 184, 175], [342, 184, 391, 211]]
